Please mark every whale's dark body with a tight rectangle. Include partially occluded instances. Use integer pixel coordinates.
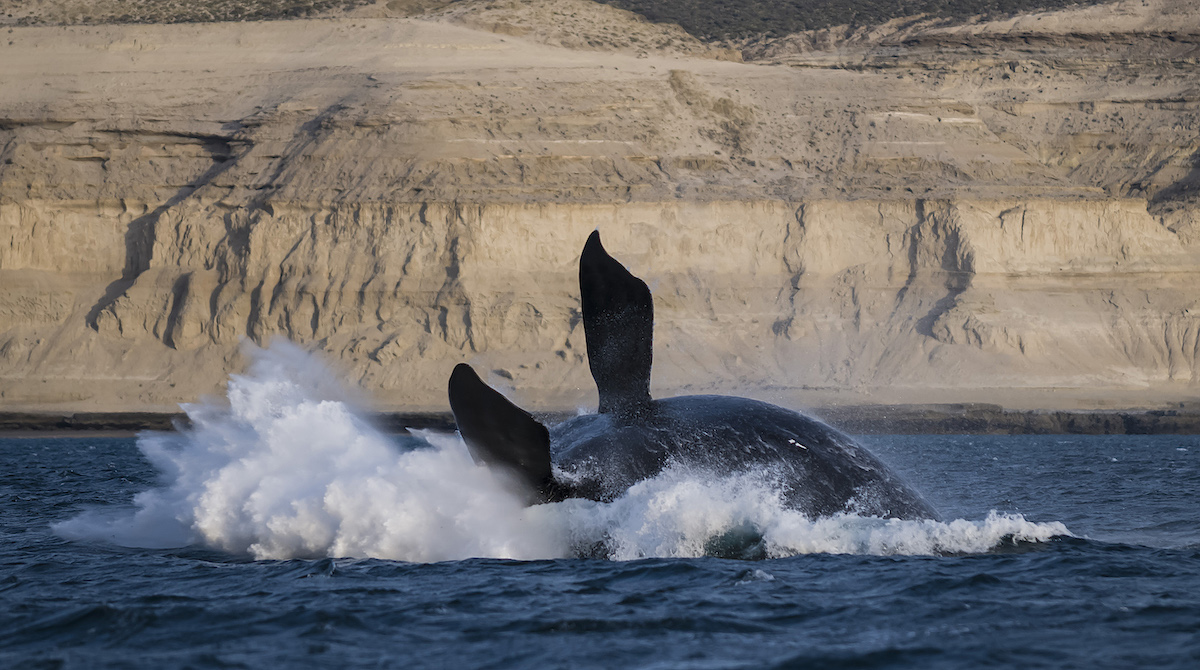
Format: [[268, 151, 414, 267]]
[[448, 232, 937, 520], [549, 395, 935, 518]]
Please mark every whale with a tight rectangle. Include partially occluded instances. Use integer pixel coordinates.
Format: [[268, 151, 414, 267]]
[[448, 231, 938, 521]]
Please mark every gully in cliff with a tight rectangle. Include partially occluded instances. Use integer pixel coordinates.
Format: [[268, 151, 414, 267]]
[[449, 231, 938, 520]]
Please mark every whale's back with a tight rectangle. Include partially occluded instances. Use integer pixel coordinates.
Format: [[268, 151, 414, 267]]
[[550, 396, 938, 520]]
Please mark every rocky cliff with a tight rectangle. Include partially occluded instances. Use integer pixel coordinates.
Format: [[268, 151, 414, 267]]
[[1, 0, 1198, 412]]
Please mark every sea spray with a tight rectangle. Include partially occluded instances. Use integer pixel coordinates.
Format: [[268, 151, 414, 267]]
[[55, 341, 569, 562], [565, 468, 1070, 560], [55, 342, 1071, 561]]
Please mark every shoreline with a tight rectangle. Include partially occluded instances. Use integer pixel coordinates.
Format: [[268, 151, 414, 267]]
[[3, 405, 1199, 436]]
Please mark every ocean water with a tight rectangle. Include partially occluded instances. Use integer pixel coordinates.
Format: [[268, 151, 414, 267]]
[[2, 347, 1198, 668]]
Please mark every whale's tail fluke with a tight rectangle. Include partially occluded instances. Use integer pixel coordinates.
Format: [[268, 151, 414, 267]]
[[448, 363, 569, 503], [579, 231, 654, 420]]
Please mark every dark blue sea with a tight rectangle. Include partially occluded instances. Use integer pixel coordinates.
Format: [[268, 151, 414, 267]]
[[2, 351, 1198, 668]]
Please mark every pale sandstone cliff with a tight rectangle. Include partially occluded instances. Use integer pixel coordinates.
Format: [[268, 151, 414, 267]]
[[0, 0, 1198, 413]]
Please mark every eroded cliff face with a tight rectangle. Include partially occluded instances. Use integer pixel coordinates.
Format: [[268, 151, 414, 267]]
[[1, 2, 1198, 412]]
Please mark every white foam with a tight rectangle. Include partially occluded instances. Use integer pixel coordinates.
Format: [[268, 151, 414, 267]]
[[54, 341, 1071, 562], [737, 569, 776, 584], [559, 466, 1071, 559]]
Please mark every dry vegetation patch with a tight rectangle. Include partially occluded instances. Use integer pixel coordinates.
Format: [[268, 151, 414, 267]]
[[428, 0, 734, 58], [595, 0, 1115, 40], [0, 0, 372, 25]]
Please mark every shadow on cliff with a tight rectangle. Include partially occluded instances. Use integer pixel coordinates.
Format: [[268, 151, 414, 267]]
[[1149, 146, 1200, 213], [897, 200, 973, 338], [86, 134, 244, 331]]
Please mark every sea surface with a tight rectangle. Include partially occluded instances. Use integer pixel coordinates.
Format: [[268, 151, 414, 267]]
[[2, 348, 1198, 668]]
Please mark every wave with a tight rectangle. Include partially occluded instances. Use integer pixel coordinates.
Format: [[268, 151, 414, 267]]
[[54, 341, 1071, 562]]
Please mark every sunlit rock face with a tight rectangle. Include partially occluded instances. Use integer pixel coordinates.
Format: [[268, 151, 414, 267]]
[[1, 0, 1198, 412]]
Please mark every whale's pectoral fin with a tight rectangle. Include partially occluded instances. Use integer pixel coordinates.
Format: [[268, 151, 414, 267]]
[[448, 363, 559, 503], [579, 230, 653, 419]]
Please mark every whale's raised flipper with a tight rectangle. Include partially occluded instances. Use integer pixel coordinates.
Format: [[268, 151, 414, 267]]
[[579, 231, 653, 419], [448, 363, 562, 502]]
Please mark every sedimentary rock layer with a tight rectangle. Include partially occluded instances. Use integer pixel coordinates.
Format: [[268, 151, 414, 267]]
[[1, 1, 1198, 412]]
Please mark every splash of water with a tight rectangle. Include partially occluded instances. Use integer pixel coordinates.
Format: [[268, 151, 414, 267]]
[[562, 468, 1069, 560], [55, 342, 1070, 562]]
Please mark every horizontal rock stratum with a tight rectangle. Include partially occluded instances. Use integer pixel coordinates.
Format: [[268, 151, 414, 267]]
[[1, 0, 1198, 413]]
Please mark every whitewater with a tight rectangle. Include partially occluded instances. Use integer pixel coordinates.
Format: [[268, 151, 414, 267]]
[[53, 342, 1068, 561]]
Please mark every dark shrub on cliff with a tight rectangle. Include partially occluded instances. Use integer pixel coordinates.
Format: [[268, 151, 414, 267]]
[[596, 0, 1100, 40]]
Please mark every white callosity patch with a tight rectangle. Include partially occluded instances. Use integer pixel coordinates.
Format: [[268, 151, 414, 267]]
[[56, 343, 1070, 562]]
